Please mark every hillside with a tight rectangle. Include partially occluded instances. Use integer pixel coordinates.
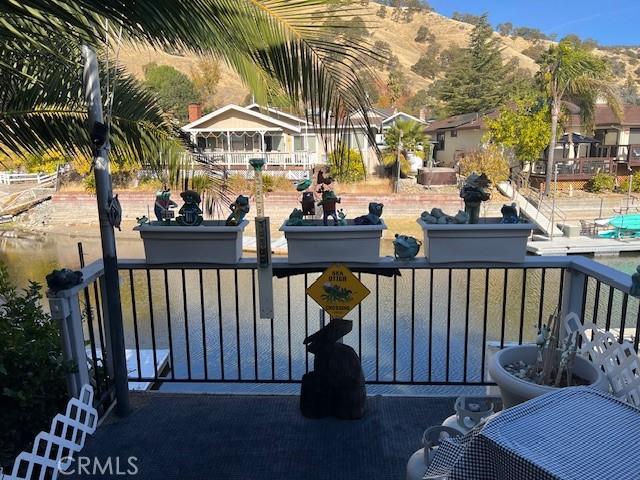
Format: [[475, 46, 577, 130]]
[[117, 2, 640, 110]]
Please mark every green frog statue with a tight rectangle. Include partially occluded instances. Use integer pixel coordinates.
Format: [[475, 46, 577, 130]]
[[176, 190, 203, 226], [318, 190, 341, 226], [225, 195, 250, 226], [286, 208, 305, 226], [154, 187, 178, 224], [460, 172, 491, 224], [393, 234, 422, 260]]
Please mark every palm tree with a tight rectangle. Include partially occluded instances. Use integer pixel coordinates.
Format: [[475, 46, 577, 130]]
[[383, 119, 429, 189], [537, 38, 622, 195], [0, 1, 378, 163]]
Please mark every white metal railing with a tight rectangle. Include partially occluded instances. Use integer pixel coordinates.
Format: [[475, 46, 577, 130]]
[[193, 151, 316, 168], [0, 171, 58, 185]]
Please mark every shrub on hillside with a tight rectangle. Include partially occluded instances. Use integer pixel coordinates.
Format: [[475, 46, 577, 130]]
[[0, 264, 76, 467], [458, 146, 510, 186], [585, 172, 616, 193], [619, 172, 640, 193]]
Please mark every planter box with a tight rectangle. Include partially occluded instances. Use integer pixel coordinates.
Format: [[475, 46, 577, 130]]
[[416, 218, 533, 264], [488, 344, 609, 409], [134, 220, 248, 264], [280, 220, 386, 264]]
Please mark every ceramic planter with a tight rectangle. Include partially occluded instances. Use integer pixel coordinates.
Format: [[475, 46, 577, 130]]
[[488, 344, 608, 409], [280, 220, 386, 264], [134, 220, 248, 264], [416, 218, 533, 264]]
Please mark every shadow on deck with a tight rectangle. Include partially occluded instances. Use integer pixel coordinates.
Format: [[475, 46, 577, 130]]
[[71, 392, 455, 479]]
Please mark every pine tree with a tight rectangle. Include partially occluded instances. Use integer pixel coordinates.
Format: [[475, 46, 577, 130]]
[[434, 15, 508, 115]]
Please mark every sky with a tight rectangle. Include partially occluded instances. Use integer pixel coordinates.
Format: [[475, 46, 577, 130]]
[[428, 0, 640, 46]]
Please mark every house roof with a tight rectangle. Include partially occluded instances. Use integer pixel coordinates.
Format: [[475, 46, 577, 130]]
[[425, 110, 497, 133], [245, 103, 308, 125], [595, 104, 640, 127], [182, 104, 302, 133], [382, 111, 426, 125]]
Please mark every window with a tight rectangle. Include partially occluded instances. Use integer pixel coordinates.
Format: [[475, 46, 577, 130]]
[[436, 132, 445, 151], [293, 136, 317, 153], [196, 136, 206, 149], [450, 130, 458, 138], [294, 136, 304, 152]]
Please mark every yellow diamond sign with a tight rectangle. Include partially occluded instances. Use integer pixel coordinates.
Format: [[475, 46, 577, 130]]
[[306, 264, 370, 319]]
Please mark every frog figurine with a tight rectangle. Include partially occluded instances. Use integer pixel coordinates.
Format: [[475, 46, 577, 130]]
[[225, 195, 250, 226], [286, 208, 305, 226], [337, 209, 348, 226], [354, 202, 384, 225], [393, 234, 422, 260], [317, 190, 341, 226], [176, 190, 203, 226], [154, 187, 178, 224]]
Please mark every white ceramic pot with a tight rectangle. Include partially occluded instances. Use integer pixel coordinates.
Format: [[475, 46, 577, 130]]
[[280, 220, 386, 264], [416, 218, 533, 264], [134, 220, 248, 264], [488, 344, 609, 409]]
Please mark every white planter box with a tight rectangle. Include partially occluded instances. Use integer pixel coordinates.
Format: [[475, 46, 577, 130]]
[[134, 220, 248, 264], [280, 220, 386, 264], [416, 218, 533, 264]]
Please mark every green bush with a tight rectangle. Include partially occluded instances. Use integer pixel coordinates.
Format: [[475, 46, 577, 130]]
[[619, 172, 640, 193], [0, 264, 76, 467], [586, 172, 616, 192], [328, 147, 365, 183]]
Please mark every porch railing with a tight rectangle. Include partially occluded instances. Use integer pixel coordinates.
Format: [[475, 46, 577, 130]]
[[532, 158, 617, 177], [193, 151, 316, 168], [49, 256, 637, 412]]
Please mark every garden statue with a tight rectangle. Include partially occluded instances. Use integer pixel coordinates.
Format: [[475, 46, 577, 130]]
[[316, 169, 334, 193], [421, 208, 469, 225], [460, 172, 491, 224], [631, 266, 640, 297], [337, 209, 348, 226], [301, 191, 316, 216], [136, 215, 149, 225], [318, 190, 341, 226], [225, 195, 250, 226], [154, 187, 177, 224], [500, 203, 520, 224], [354, 202, 384, 225], [176, 190, 203, 226], [286, 208, 305, 226], [296, 178, 312, 192], [393, 234, 422, 260], [46, 268, 83, 293]]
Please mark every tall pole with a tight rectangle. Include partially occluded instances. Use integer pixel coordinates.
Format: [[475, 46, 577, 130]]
[[395, 130, 403, 194], [550, 164, 558, 239], [82, 46, 130, 416]]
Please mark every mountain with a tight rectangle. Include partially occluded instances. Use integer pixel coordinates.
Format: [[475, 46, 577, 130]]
[[116, 2, 640, 111]]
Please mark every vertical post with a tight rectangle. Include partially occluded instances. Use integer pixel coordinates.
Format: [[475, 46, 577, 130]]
[[395, 130, 403, 194], [82, 45, 129, 416], [561, 268, 587, 328]]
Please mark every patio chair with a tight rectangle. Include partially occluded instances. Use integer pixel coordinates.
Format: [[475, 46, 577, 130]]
[[579, 219, 597, 236], [407, 426, 463, 480]]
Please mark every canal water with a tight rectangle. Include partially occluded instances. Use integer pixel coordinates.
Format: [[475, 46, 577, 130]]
[[1, 232, 636, 394]]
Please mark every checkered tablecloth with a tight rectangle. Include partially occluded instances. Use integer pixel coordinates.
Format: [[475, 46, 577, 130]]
[[424, 387, 640, 480]]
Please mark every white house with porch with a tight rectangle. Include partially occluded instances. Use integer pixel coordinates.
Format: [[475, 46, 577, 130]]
[[182, 103, 380, 176]]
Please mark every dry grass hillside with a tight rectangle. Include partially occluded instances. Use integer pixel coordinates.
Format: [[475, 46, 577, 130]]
[[117, 2, 640, 109]]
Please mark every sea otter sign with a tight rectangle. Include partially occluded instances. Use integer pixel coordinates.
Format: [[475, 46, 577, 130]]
[[306, 264, 370, 319]]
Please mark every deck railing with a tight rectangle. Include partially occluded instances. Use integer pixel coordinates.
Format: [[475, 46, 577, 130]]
[[193, 151, 316, 168], [48, 256, 637, 412]]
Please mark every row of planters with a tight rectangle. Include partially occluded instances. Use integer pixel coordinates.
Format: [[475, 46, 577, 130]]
[[135, 171, 533, 265]]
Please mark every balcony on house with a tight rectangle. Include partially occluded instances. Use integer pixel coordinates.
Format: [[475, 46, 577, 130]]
[[46, 254, 639, 479]]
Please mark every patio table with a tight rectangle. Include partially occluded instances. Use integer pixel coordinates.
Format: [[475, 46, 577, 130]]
[[424, 387, 640, 480]]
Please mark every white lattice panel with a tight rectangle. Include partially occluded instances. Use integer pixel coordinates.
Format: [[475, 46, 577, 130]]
[[565, 314, 640, 408], [3, 385, 98, 480]]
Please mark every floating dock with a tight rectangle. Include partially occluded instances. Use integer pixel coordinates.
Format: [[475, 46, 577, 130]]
[[528, 235, 640, 256]]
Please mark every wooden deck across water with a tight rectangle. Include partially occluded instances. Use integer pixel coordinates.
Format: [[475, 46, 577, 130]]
[[527, 236, 640, 256]]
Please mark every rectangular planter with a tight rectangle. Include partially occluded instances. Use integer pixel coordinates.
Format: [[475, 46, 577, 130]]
[[280, 220, 386, 264], [134, 220, 248, 264], [416, 218, 533, 264]]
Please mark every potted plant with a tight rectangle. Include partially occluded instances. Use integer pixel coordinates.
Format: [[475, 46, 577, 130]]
[[134, 189, 250, 264], [416, 173, 533, 263], [488, 310, 609, 408], [280, 174, 386, 264]]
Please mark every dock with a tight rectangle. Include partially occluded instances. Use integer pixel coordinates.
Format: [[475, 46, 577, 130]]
[[528, 235, 640, 256], [87, 348, 170, 390]]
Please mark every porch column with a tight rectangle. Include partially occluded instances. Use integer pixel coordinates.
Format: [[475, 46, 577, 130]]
[[226, 131, 231, 170]]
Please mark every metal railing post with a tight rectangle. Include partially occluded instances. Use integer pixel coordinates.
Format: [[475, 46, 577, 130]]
[[561, 268, 587, 326], [48, 292, 91, 397]]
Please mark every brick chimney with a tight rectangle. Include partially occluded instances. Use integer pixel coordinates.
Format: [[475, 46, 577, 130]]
[[188, 103, 202, 123]]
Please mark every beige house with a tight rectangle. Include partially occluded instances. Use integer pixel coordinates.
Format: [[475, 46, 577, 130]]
[[182, 103, 380, 176]]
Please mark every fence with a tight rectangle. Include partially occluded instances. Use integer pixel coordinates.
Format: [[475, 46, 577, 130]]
[[48, 254, 636, 412]]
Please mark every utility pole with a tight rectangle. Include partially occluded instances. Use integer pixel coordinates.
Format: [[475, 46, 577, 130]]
[[395, 130, 403, 194], [82, 45, 130, 416]]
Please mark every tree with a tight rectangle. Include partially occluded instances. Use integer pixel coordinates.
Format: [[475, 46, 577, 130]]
[[497, 22, 513, 36], [537, 38, 622, 194], [144, 63, 201, 122], [458, 145, 510, 186], [0, 2, 377, 164], [411, 45, 441, 79], [191, 57, 221, 111], [383, 118, 429, 183], [415, 25, 434, 43], [346, 16, 369, 40], [619, 75, 640, 105], [376, 5, 387, 18], [434, 15, 508, 115], [387, 70, 408, 106], [486, 95, 551, 166], [452, 12, 485, 26]]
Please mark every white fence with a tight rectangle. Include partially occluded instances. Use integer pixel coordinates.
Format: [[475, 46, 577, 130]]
[[194, 151, 318, 168], [0, 172, 58, 185]]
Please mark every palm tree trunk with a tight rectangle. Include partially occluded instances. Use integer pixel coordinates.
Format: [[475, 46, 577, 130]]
[[545, 101, 560, 196]]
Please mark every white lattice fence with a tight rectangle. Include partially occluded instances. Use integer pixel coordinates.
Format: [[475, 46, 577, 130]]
[[565, 315, 640, 407], [2, 385, 98, 480]]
